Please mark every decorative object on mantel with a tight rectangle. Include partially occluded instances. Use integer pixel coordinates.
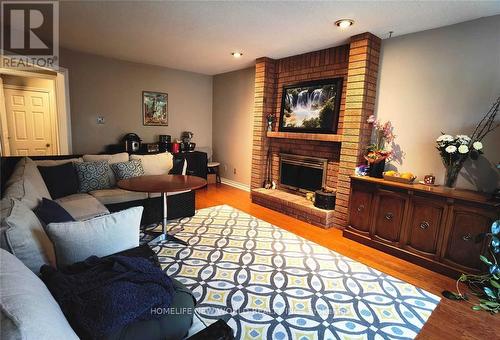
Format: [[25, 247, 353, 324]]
[[143, 91, 168, 126], [383, 170, 416, 184], [442, 220, 500, 314], [266, 113, 276, 132], [365, 115, 395, 178], [436, 95, 499, 188], [314, 187, 336, 210]]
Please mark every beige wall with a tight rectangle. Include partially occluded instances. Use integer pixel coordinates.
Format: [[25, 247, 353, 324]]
[[59, 48, 213, 154], [375, 15, 500, 192], [213, 67, 255, 185]]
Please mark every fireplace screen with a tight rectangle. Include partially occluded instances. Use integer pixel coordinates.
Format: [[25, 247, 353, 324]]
[[279, 153, 327, 192]]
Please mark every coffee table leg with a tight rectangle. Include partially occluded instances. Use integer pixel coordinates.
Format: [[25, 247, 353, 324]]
[[162, 191, 167, 235], [147, 192, 187, 246]]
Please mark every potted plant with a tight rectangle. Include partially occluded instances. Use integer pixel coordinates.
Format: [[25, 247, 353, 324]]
[[365, 115, 395, 178], [436, 96, 499, 188], [443, 220, 500, 314], [266, 113, 276, 132]]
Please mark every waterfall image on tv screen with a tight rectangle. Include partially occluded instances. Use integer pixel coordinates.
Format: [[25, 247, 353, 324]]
[[279, 78, 342, 133]]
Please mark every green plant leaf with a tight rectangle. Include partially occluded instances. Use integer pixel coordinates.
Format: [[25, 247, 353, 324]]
[[442, 290, 465, 300], [472, 305, 482, 311], [479, 303, 493, 311], [491, 279, 500, 289], [484, 287, 496, 299], [480, 300, 500, 307], [458, 274, 468, 282], [480, 255, 493, 266]]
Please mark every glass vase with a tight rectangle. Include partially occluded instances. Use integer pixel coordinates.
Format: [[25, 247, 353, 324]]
[[444, 163, 463, 188]]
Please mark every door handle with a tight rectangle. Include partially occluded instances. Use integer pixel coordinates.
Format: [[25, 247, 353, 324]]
[[46, 143, 50, 147], [419, 221, 430, 230], [462, 233, 472, 242], [385, 212, 394, 221]]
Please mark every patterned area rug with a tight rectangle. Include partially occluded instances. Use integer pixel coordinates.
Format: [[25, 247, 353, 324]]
[[149, 205, 440, 339]]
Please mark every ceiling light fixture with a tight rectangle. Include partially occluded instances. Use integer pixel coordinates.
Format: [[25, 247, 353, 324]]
[[335, 19, 354, 29], [231, 52, 243, 58]]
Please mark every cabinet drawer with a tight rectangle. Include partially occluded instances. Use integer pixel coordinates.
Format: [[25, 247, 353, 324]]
[[373, 191, 406, 244], [349, 189, 372, 233], [405, 197, 444, 256], [442, 206, 493, 272]]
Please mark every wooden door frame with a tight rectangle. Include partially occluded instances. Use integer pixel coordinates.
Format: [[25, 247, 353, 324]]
[[0, 66, 72, 155], [0, 76, 9, 155], [3, 84, 59, 155]]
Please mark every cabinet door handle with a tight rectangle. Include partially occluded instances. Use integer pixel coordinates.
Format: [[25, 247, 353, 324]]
[[357, 205, 365, 212], [462, 233, 472, 242], [419, 221, 430, 230], [385, 212, 393, 221]]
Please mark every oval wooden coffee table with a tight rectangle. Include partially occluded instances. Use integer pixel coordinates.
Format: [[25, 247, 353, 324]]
[[118, 174, 207, 245]]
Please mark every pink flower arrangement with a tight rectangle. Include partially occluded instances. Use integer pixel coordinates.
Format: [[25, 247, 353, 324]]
[[365, 115, 395, 164]]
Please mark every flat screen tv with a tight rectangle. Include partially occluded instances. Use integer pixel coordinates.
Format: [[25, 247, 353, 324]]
[[278, 78, 342, 134]]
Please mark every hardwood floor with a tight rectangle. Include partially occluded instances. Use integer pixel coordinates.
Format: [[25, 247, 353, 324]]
[[195, 184, 498, 339]]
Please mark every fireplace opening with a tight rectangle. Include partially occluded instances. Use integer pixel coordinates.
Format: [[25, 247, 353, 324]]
[[279, 153, 327, 193]]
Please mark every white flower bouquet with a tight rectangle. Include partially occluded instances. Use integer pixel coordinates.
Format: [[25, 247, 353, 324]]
[[436, 96, 499, 188]]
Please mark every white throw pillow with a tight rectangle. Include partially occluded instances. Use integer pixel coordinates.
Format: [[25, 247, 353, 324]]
[[0, 249, 79, 340], [45, 206, 143, 267], [34, 157, 83, 167], [130, 152, 173, 176], [3, 199, 56, 273], [3, 157, 51, 209], [83, 152, 130, 186]]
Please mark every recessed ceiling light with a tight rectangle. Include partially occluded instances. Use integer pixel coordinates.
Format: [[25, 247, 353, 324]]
[[335, 19, 354, 29], [231, 52, 243, 58]]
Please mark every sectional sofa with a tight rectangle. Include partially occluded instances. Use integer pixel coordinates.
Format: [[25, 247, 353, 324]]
[[0, 152, 196, 226], [0, 152, 203, 339]]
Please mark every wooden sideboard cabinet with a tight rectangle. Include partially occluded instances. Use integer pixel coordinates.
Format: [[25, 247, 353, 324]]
[[344, 176, 499, 278]]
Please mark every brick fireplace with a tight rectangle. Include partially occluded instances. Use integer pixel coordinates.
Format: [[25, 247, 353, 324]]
[[251, 32, 381, 229]]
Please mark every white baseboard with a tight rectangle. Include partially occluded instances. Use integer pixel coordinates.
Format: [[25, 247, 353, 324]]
[[220, 178, 250, 192]]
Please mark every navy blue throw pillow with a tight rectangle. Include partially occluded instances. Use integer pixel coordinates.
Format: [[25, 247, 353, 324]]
[[34, 198, 75, 225], [38, 162, 79, 199]]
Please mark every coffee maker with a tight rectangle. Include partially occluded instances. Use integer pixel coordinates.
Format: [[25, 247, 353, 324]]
[[158, 135, 171, 152], [122, 133, 141, 153]]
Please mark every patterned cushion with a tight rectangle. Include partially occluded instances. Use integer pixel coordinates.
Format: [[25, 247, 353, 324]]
[[75, 161, 111, 193], [110, 160, 145, 180]]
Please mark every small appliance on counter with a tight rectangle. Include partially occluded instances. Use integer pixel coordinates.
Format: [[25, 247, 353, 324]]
[[170, 141, 180, 153], [180, 131, 196, 152], [122, 133, 141, 153], [158, 135, 171, 152], [141, 143, 160, 153]]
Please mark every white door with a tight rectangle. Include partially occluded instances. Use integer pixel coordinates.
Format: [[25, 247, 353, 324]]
[[3, 88, 55, 156]]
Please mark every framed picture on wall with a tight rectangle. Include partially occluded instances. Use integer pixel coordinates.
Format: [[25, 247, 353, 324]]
[[143, 91, 168, 126]]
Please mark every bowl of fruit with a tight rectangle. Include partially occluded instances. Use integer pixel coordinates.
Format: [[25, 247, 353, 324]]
[[383, 171, 417, 184]]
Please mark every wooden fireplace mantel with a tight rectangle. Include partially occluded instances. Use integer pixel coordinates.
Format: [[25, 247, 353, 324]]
[[266, 131, 343, 142]]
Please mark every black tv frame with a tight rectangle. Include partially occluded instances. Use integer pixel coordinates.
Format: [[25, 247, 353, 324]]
[[278, 77, 343, 134]]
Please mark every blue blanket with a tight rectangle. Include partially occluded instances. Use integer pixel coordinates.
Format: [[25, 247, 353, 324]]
[[41, 255, 174, 339]]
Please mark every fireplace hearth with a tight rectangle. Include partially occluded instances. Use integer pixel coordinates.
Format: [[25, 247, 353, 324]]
[[279, 153, 327, 193]]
